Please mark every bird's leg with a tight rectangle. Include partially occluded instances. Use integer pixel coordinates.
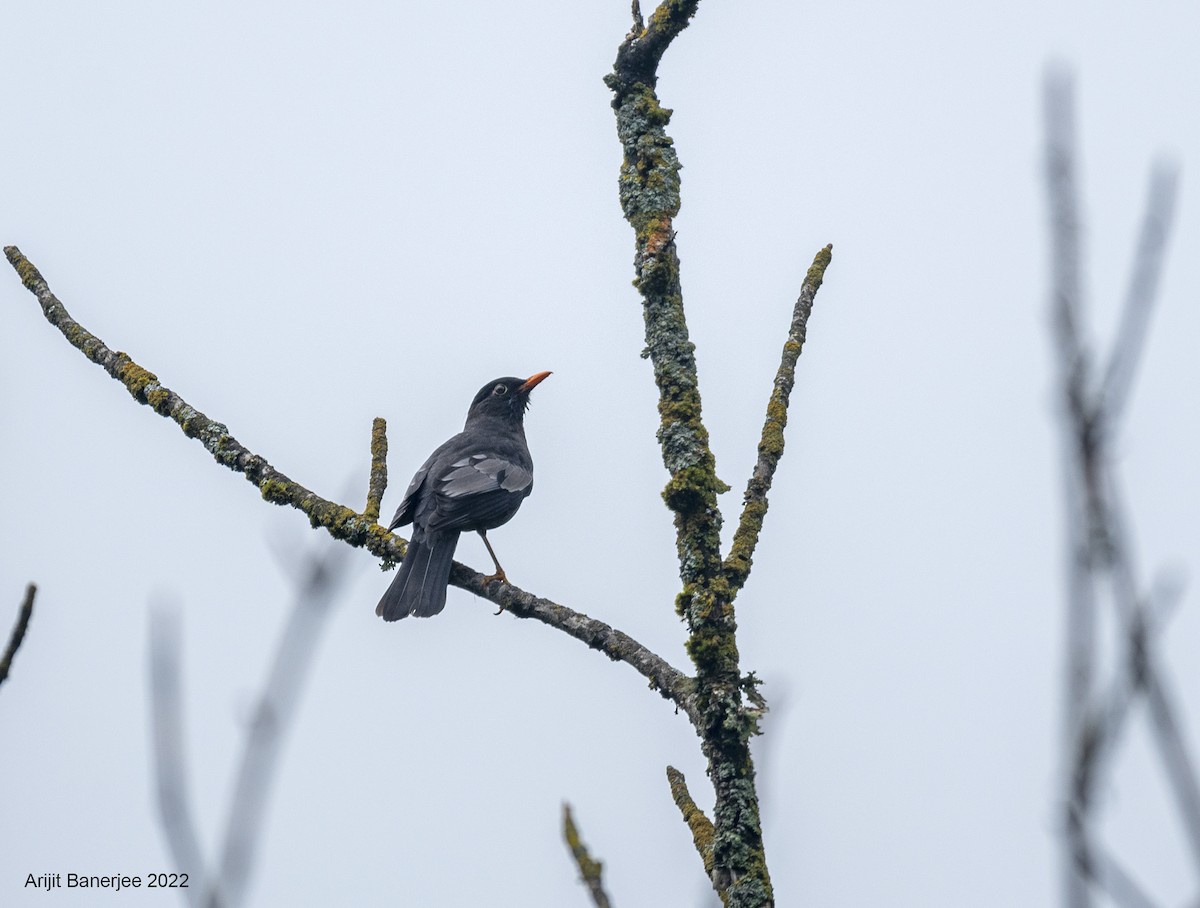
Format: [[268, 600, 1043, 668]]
[[477, 530, 510, 615], [478, 530, 508, 583]]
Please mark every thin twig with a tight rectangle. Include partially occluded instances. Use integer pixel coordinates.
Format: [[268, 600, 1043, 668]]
[[364, 417, 388, 523], [3, 246, 698, 724], [562, 803, 613, 908], [0, 583, 36, 689], [148, 606, 207, 907], [1143, 654, 1200, 872], [724, 245, 832, 595], [1099, 162, 1180, 426], [1077, 838, 1158, 908]]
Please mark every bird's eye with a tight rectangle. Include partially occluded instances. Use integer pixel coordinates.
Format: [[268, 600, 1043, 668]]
[[493, 383, 509, 396]]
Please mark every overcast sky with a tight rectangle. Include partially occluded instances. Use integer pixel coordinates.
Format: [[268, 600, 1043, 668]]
[[3, 2, 1200, 906]]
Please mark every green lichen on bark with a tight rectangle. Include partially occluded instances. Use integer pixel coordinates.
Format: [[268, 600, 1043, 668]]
[[607, 5, 775, 905], [724, 244, 832, 596], [667, 765, 727, 905], [562, 803, 612, 908], [364, 417, 388, 523]]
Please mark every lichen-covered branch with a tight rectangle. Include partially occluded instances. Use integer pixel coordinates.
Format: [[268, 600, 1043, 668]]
[[0, 583, 36, 689], [604, 0, 729, 605], [484, 576, 699, 726], [364, 417, 388, 523], [3, 245, 395, 559], [4, 245, 695, 721], [666, 766, 724, 905], [562, 803, 613, 908], [724, 246, 832, 596], [606, 5, 773, 905]]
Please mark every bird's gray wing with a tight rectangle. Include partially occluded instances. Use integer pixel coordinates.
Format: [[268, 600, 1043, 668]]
[[441, 455, 533, 497], [425, 453, 534, 532], [387, 453, 436, 531]]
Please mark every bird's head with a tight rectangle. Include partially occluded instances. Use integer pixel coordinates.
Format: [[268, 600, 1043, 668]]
[[466, 371, 552, 424]]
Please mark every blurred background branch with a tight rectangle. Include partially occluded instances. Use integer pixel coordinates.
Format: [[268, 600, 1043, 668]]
[[562, 803, 613, 908], [148, 605, 207, 907], [1045, 67, 1197, 908], [0, 582, 36, 689], [147, 543, 351, 908]]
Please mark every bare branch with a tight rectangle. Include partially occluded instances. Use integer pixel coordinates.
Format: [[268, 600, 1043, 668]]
[[562, 803, 613, 908], [3, 246, 697, 724], [1046, 68, 1195, 908], [1075, 835, 1158, 908], [1098, 162, 1180, 426], [210, 543, 349, 908], [1044, 69, 1097, 908], [488, 579, 700, 725], [3, 245, 393, 558], [147, 606, 207, 906], [1141, 640, 1200, 873], [0, 583, 36, 689], [363, 417, 388, 523], [611, 0, 700, 95], [1044, 66, 1088, 392], [724, 246, 832, 595], [666, 766, 725, 905]]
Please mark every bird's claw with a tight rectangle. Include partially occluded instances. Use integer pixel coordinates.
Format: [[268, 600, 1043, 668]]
[[484, 570, 509, 616]]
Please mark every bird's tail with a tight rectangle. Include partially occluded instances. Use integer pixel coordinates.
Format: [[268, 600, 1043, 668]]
[[376, 530, 460, 620]]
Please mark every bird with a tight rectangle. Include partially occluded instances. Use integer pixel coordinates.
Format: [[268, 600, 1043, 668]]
[[376, 371, 551, 620]]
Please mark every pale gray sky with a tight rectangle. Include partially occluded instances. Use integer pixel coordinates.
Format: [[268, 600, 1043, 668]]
[[3, 2, 1200, 905]]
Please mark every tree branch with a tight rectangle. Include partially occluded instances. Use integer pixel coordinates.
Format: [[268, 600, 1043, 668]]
[[724, 246, 832, 595], [1045, 68, 1196, 908], [666, 766, 724, 905], [1098, 162, 1179, 427], [148, 606, 208, 907], [364, 417, 388, 523], [3, 246, 697, 724], [0, 583, 36, 689], [1044, 69, 1097, 908], [209, 544, 349, 908], [562, 803, 613, 908], [604, 1, 728, 605], [607, 6, 775, 904]]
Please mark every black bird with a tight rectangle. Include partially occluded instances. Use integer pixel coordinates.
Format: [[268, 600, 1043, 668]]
[[376, 371, 551, 620]]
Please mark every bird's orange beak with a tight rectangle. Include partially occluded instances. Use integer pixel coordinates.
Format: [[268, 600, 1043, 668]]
[[519, 371, 552, 392]]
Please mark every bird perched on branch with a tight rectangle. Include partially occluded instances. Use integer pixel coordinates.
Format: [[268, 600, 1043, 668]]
[[376, 371, 551, 620]]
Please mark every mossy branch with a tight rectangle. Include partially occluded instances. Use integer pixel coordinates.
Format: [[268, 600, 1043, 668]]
[[606, 6, 776, 905], [3, 245, 698, 725], [562, 803, 613, 908], [666, 765, 726, 905], [605, 0, 726, 604], [0, 583, 36, 689], [724, 245, 832, 596], [364, 417, 388, 523]]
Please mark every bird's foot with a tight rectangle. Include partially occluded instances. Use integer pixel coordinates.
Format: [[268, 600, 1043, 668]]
[[482, 566, 511, 614]]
